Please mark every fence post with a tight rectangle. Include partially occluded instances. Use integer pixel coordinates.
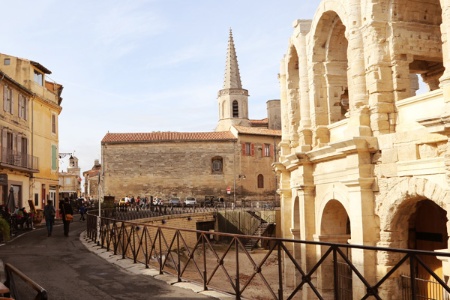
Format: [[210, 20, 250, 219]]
[[333, 246, 339, 300], [410, 254, 417, 299], [278, 240, 283, 300], [235, 238, 240, 299]]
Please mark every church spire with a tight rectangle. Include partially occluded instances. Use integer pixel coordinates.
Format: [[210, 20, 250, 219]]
[[223, 28, 242, 89], [216, 29, 250, 132]]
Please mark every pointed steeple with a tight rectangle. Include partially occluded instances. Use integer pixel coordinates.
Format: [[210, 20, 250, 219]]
[[223, 29, 242, 89], [216, 29, 250, 132]]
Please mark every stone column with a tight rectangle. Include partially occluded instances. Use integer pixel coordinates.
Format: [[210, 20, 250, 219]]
[[343, 177, 377, 300], [298, 185, 317, 299], [293, 20, 313, 152], [345, 0, 371, 137], [439, 1, 450, 125]]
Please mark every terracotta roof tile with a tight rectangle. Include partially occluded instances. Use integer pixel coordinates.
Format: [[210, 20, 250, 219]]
[[102, 131, 237, 144], [249, 118, 268, 125], [233, 126, 281, 136]]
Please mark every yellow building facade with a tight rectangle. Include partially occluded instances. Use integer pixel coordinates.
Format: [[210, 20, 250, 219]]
[[0, 53, 63, 212]]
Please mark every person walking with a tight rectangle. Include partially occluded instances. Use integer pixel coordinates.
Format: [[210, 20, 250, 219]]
[[60, 198, 74, 237], [79, 204, 86, 221], [43, 200, 56, 237]]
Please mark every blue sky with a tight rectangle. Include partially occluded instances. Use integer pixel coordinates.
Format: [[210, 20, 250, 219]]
[[1, 0, 320, 181]]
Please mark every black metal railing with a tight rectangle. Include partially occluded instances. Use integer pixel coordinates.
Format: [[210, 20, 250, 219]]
[[85, 209, 450, 300], [0, 147, 38, 170], [4, 262, 47, 300]]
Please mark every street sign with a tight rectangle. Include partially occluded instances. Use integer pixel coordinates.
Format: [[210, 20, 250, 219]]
[[226, 186, 231, 194]]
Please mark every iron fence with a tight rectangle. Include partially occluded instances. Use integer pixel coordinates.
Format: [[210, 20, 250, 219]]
[[4, 262, 47, 300], [0, 147, 38, 170], [85, 209, 450, 299]]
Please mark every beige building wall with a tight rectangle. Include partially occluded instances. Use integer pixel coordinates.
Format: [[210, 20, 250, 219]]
[[0, 53, 62, 211], [276, 0, 450, 298]]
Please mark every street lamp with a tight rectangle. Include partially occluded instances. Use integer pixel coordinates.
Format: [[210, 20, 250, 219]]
[[233, 174, 246, 208]]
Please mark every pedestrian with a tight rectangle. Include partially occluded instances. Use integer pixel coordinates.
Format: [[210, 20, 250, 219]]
[[60, 198, 74, 237], [79, 205, 86, 221], [43, 200, 56, 237]]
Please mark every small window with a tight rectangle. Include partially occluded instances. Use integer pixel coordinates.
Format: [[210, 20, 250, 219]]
[[4, 58, 10, 65], [241, 142, 254, 156], [18, 94, 28, 120], [257, 174, 264, 188], [51, 144, 57, 170], [3, 86, 12, 114], [34, 70, 43, 86], [51, 114, 56, 133], [212, 157, 223, 173], [264, 144, 271, 157], [232, 100, 239, 117]]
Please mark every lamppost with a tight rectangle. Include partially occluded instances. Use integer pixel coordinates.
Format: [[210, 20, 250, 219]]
[[233, 174, 246, 208]]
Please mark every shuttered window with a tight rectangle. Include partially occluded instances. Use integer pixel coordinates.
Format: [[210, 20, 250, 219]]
[[51, 145, 57, 170]]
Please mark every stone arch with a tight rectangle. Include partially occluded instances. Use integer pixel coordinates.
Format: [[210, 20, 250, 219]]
[[308, 2, 351, 146], [377, 177, 448, 235], [376, 177, 449, 298], [317, 186, 351, 233]]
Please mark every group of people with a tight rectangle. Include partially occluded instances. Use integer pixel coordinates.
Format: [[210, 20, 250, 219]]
[[124, 196, 151, 208], [43, 198, 87, 237]]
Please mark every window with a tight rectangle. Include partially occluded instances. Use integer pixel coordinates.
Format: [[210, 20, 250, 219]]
[[4, 58, 10, 65], [18, 94, 28, 120], [3, 86, 12, 113], [34, 70, 43, 86], [241, 142, 255, 156], [264, 144, 271, 157], [212, 157, 223, 173], [51, 114, 56, 133], [257, 174, 264, 188], [232, 100, 239, 117], [51, 144, 57, 170]]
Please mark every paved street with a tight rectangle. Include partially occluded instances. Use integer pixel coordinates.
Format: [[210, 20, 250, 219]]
[[0, 219, 222, 300]]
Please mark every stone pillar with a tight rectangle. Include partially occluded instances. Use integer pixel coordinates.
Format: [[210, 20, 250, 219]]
[[293, 20, 313, 152], [345, 0, 371, 137], [279, 56, 292, 157], [298, 185, 317, 299], [343, 177, 377, 300], [439, 2, 450, 118]]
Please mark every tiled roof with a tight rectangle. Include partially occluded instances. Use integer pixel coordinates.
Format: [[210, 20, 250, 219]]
[[249, 118, 268, 125], [102, 131, 237, 144], [233, 125, 281, 137]]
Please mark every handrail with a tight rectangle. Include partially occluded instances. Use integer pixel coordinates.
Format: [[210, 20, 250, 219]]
[[86, 209, 450, 299], [4, 262, 47, 300]]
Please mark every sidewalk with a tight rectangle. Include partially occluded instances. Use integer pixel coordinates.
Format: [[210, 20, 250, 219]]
[[79, 231, 232, 299]]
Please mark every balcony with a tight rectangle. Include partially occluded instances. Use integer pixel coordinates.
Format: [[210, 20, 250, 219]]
[[0, 147, 39, 173]]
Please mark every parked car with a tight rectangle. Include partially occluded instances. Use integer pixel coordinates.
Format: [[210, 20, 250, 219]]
[[168, 197, 181, 207], [184, 197, 197, 206]]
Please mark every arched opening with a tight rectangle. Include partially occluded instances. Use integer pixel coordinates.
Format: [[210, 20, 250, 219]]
[[390, 0, 443, 96], [232, 100, 239, 117], [257, 174, 264, 188], [311, 12, 349, 128], [407, 199, 448, 298], [318, 199, 351, 299]]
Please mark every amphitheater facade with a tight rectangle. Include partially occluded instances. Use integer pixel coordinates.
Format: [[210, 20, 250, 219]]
[[276, 0, 450, 298]]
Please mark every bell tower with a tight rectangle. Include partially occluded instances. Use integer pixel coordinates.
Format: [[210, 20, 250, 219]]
[[216, 29, 250, 131]]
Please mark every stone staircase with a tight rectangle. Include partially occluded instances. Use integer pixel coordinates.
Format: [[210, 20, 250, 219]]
[[244, 211, 274, 251]]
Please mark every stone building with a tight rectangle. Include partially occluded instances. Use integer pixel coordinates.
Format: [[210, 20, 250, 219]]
[[82, 159, 102, 201], [58, 155, 81, 200], [0, 53, 63, 212], [275, 0, 450, 298], [101, 30, 281, 204]]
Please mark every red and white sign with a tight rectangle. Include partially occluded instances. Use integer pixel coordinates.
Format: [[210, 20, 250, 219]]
[[226, 186, 231, 194]]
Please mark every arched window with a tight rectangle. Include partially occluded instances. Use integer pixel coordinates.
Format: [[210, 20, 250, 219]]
[[257, 174, 264, 188], [232, 100, 239, 117], [212, 157, 223, 173]]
